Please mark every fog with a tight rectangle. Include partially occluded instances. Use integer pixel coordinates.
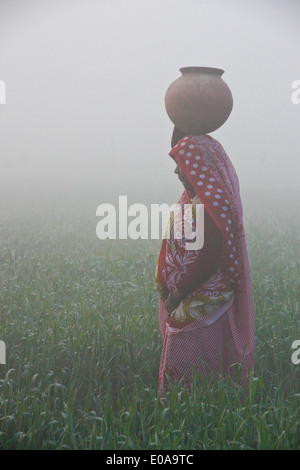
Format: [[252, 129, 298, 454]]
[[0, 0, 299, 215]]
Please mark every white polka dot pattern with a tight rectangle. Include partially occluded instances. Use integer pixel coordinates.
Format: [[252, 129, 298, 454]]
[[168, 135, 242, 287]]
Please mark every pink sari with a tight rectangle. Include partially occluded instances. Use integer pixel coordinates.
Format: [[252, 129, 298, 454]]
[[156, 135, 255, 391]]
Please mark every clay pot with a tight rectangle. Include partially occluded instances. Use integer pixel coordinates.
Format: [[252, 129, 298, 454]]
[[165, 66, 233, 135]]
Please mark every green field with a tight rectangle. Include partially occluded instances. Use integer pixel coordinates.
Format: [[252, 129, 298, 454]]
[[0, 188, 299, 450]]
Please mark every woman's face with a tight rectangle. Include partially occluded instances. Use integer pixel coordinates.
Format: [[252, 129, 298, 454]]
[[174, 160, 195, 195]]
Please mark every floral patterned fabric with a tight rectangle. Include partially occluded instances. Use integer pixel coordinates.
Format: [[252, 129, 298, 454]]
[[156, 191, 234, 324]]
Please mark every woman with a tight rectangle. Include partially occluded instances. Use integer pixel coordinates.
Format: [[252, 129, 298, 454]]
[[155, 128, 255, 391]]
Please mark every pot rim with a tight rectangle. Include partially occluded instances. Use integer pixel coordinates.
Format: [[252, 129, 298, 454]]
[[179, 66, 224, 76]]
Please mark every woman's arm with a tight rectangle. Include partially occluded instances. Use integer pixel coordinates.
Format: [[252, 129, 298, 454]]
[[174, 207, 223, 298], [164, 287, 183, 315]]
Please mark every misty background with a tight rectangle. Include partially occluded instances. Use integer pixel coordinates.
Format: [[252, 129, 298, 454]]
[[0, 0, 299, 224]]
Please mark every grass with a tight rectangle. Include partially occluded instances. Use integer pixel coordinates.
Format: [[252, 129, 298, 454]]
[[0, 188, 299, 449]]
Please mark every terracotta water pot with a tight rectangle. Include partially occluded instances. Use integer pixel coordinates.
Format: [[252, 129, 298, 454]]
[[165, 66, 233, 135]]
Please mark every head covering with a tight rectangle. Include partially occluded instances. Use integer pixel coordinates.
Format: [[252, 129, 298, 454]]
[[169, 133, 243, 293]]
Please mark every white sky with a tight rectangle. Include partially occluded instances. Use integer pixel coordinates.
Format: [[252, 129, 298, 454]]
[[0, 0, 299, 205]]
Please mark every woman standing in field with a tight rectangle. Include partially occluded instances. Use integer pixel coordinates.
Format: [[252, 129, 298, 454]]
[[155, 127, 255, 391]]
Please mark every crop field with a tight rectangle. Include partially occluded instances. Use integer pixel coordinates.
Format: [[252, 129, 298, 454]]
[[0, 188, 299, 450]]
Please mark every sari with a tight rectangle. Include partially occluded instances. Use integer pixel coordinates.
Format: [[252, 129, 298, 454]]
[[156, 134, 255, 391]]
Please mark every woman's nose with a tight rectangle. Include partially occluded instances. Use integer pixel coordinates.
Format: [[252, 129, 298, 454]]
[[174, 165, 179, 174]]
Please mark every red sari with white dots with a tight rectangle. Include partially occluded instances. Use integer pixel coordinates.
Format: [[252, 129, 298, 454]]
[[157, 134, 255, 391]]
